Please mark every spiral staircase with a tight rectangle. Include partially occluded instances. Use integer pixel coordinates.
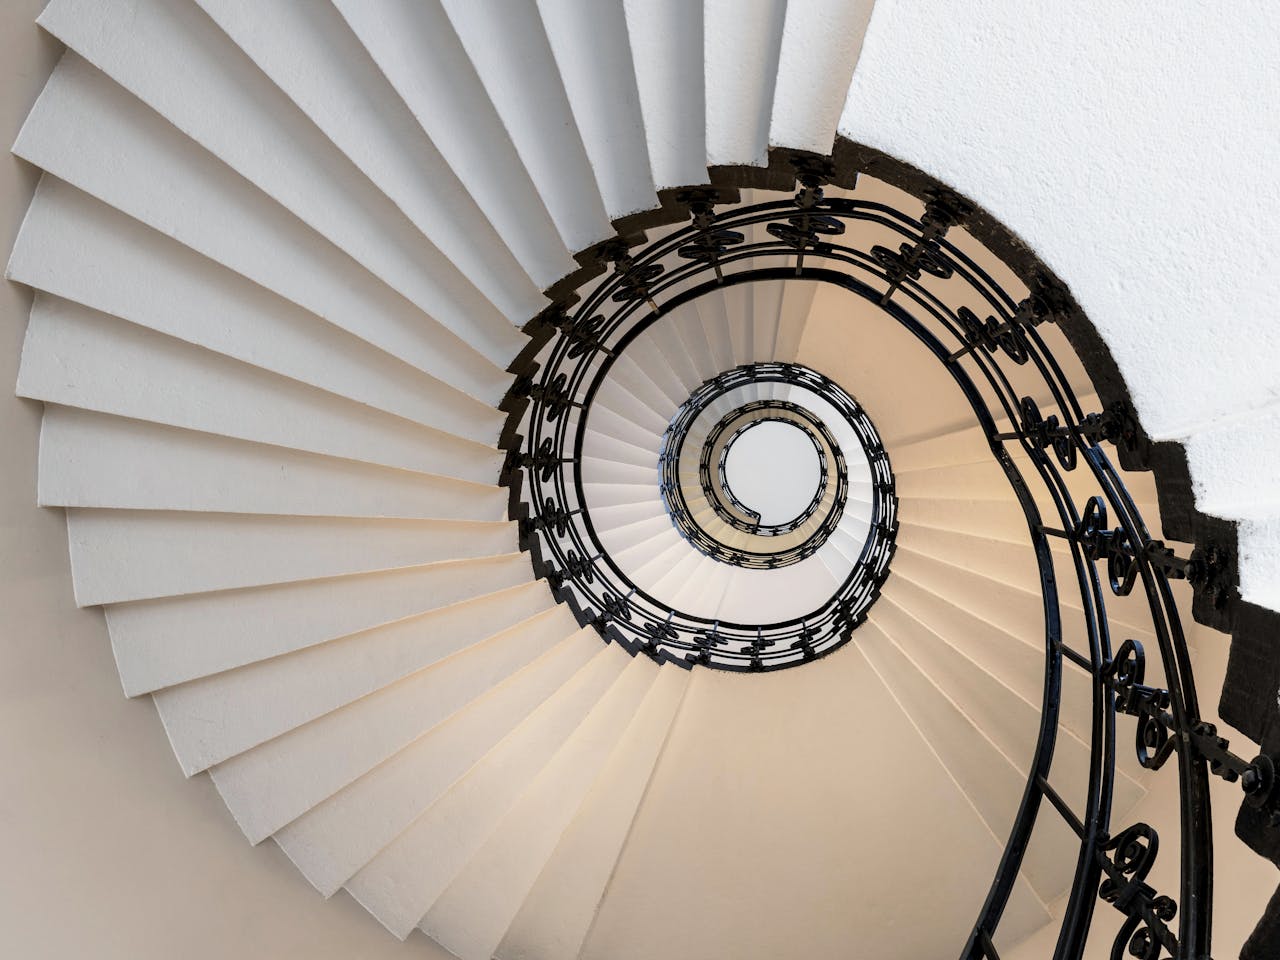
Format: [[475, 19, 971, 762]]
[[5, 2, 1280, 958]]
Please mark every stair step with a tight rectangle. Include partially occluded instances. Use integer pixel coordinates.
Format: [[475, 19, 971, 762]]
[[66, 510, 516, 606], [345, 642, 632, 938], [582, 429, 656, 472], [667, 560, 736, 617], [580, 456, 659, 487], [722, 282, 756, 368], [578, 648, 1051, 959], [880, 574, 1096, 744], [12, 52, 510, 404], [496, 664, 689, 960], [423, 656, 660, 960], [703, 0, 787, 167], [692, 292, 736, 372], [774, 279, 819, 363], [624, 336, 697, 409], [195, 0, 544, 325], [536, 0, 657, 221], [37, 408, 506, 522], [155, 582, 557, 775], [332, 0, 572, 289], [769, 0, 874, 154], [641, 312, 711, 395], [584, 404, 663, 459], [275, 627, 599, 897], [893, 544, 1161, 654], [108, 553, 532, 695], [10, 180, 501, 433], [592, 388, 672, 437], [748, 278, 785, 363], [210, 604, 573, 844], [38, 0, 526, 367], [622, 0, 706, 189], [870, 593, 1146, 823], [441, 0, 611, 251], [598, 513, 676, 557], [859, 619, 1078, 904], [713, 555, 840, 625], [597, 353, 680, 423], [18, 295, 503, 468]]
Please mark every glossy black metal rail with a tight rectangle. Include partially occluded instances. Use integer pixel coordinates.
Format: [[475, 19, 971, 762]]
[[501, 157, 1280, 957]]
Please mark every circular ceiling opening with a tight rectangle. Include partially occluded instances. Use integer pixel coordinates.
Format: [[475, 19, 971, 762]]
[[721, 420, 822, 527]]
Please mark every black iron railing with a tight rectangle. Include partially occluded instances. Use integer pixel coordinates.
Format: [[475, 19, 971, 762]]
[[500, 155, 1280, 958]]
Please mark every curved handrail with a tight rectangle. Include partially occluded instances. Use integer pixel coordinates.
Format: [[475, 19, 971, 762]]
[[502, 164, 1279, 958]]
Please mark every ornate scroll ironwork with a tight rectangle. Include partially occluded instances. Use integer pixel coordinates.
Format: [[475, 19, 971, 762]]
[[655, 362, 892, 572], [500, 154, 1279, 955]]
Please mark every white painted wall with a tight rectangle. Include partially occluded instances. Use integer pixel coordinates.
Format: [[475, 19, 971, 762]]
[[841, 0, 1280, 613]]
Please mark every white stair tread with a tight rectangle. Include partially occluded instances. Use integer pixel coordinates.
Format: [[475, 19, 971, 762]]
[[592, 388, 672, 437], [346, 641, 633, 938], [196, 0, 544, 324], [12, 51, 509, 405], [210, 605, 574, 844], [37, 408, 507, 522], [496, 665, 688, 960], [582, 429, 656, 472], [66, 510, 517, 606], [604, 353, 683, 418], [703, 0, 787, 168], [275, 627, 599, 897], [691, 292, 735, 372], [536, 0, 657, 221], [587, 499, 669, 532], [38, 0, 526, 367], [440, 0, 611, 251], [641, 311, 713, 394], [622, 0, 707, 190], [9, 178, 497, 434], [881, 573, 1099, 745], [860, 619, 1080, 903], [580, 456, 659, 487], [423, 655, 661, 960], [622, 337, 696, 409], [332, 0, 573, 290], [18, 294, 503, 467], [869, 592, 1146, 819], [597, 513, 676, 557], [578, 645, 1051, 959], [748, 278, 785, 363], [107, 554, 532, 695], [155, 582, 555, 775], [769, 0, 874, 154], [584, 404, 663, 459]]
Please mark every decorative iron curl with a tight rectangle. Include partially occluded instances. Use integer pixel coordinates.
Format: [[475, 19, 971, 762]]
[[498, 161, 1274, 958], [1097, 824, 1179, 960]]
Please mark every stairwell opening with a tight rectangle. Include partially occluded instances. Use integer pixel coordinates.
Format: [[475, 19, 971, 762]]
[[720, 419, 822, 527], [500, 146, 1279, 959]]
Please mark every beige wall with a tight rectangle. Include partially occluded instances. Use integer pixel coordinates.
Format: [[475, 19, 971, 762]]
[[0, 5, 447, 956]]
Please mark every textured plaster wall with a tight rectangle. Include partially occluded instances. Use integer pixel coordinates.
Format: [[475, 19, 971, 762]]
[[840, 0, 1280, 613], [842, 0, 1280, 439], [0, 5, 447, 957]]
